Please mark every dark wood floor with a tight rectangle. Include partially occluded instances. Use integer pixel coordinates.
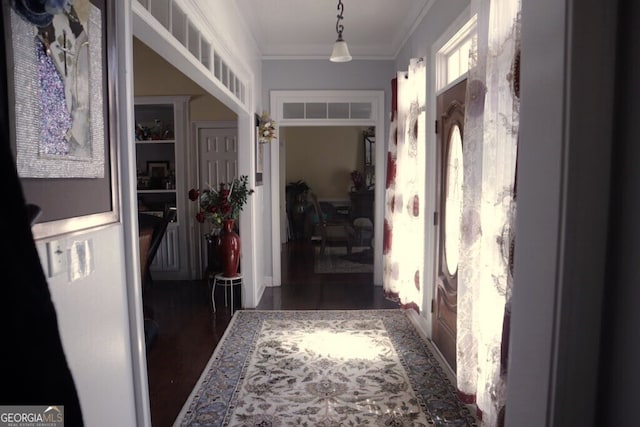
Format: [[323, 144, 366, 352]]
[[143, 240, 397, 426]]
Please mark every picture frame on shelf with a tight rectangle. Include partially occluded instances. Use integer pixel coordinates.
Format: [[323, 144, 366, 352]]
[[147, 161, 170, 178]]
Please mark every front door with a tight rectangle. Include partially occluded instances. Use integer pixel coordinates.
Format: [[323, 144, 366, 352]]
[[198, 126, 238, 270], [433, 78, 466, 371]]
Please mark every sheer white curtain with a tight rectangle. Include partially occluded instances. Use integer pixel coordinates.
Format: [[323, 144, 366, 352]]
[[383, 58, 426, 311], [457, 0, 521, 424]]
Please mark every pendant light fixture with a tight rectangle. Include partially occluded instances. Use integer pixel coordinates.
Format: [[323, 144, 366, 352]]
[[330, 0, 352, 62]]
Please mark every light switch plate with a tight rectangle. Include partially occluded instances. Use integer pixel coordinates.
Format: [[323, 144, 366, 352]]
[[47, 240, 66, 277]]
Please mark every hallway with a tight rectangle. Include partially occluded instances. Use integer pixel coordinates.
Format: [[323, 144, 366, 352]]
[[144, 240, 396, 425]]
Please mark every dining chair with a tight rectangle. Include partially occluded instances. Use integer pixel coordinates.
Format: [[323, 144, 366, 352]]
[[308, 192, 355, 256], [138, 207, 176, 352], [139, 207, 176, 289]]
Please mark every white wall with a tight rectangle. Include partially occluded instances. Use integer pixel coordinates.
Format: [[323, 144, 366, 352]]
[[395, 0, 470, 70], [284, 126, 366, 199], [262, 59, 394, 123], [37, 226, 137, 427], [197, 0, 263, 111], [507, 0, 619, 425]]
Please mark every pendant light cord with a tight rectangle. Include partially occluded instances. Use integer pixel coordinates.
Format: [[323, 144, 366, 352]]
[[336, 0, 345, 40]]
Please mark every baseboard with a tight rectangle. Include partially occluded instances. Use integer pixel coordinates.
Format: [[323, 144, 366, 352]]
[[405, 309, 479, 423], [255, 282, 265, 308], [264, 276, 278, 287], [405, 309, 456, 383]]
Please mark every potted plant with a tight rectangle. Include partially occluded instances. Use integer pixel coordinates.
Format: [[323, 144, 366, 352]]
[[188, 175, 254, 277]]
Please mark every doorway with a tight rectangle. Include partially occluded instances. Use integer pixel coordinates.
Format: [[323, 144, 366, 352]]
[[196, 125, 239, 275], [280, 125, 371, 241], [269, 91, 386, 287], [427, 10, 476, 369]]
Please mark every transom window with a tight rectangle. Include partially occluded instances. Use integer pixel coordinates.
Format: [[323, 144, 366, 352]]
[[436, 15, 477, 91], [282, 102, 373, 120]]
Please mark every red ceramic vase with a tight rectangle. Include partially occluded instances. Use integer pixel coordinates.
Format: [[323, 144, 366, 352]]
[[220, 219, 240, 277]]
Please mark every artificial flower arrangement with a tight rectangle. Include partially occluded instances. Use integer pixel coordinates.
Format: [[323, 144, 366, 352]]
[[188, 175, 254, 231], [258, 111, 277, 144]]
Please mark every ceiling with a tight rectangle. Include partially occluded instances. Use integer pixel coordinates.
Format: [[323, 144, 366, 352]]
[[233, 0, 434, 60]]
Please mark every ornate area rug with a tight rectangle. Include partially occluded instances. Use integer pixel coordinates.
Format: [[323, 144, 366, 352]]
[[314, 246, 373, 274], [174, 310, 477, 426]]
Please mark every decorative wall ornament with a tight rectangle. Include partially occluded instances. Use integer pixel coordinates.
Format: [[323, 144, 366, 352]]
[[257, 111, 276, 144], [9, 0, 105, 178], [4, 0, 119, 240]]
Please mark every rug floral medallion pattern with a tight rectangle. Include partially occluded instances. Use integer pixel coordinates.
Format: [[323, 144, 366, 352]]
[[174, 310, 477, 427]]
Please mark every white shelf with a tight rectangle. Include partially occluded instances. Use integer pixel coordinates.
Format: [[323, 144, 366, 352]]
[[135, 139, 176, 144], [135, 96, 190, 279], [137, 189, 176, 194]]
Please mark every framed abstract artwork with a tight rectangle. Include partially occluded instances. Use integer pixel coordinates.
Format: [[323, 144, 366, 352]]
[[3, 0, 119, 238]]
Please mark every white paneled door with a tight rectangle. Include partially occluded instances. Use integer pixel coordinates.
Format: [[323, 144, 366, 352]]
[[198, 127, 239, 187], [197, 126, 238, 269]]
